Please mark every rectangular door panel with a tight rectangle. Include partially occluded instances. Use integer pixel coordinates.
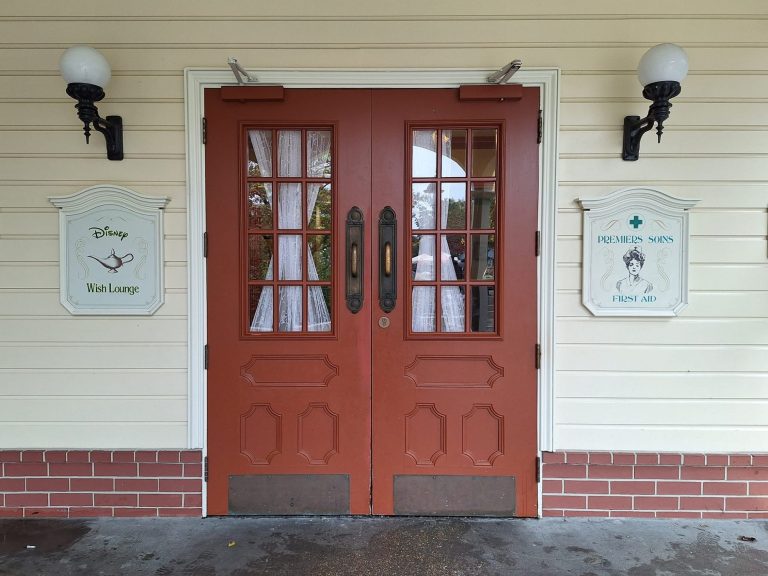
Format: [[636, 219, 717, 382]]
[[370, 89, 540, 517], [205, 89, 373, 515]]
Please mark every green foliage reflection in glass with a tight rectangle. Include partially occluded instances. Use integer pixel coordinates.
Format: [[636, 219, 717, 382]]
[[309, 184, 332, 230], [248, 183, 273, 229], [309, 235, 332, 281]]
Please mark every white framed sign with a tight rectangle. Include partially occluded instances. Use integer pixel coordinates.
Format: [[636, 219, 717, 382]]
[[578, 187, 698, 317], [49, 185, 169, 315]]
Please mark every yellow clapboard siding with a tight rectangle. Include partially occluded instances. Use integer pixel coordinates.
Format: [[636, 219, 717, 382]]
[[0, 290, 186, 317], [2, 19, 768, 45], [558, 185, 768, 210], [559, 130, 768, 157], [556, 318, 768, 345], [0, 422, 187, 450], [0, 344, 187, 369], [554, 426, 768, 453], [556, 399, 768, 426], [561, 102, 768, 128], [556, 210, 767, 237], [0, 46, 766, 73], [556, 344, 768, 372], [0, 185, 187, 208], [556, 290, 768, 318], [680, 290, 768, 319], [0, 130, 186, 156], [0, 398, 187, 422], [557, 371, 768, 399], [0, 74, 183, 100], [561, 74, 768, 100], [3, 0, 767, 17], [0, 102, 183, 129], [560, 156, 768, 183], [0, 369, 187, 396], [686, 265, 767, 291], [0, 157, 185, 183], [0, 318, 187, 342]]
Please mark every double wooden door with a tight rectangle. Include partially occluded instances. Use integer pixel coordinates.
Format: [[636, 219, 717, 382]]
[[205, 87, 539, 516]]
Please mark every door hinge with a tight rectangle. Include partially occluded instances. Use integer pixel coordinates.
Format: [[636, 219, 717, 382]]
[[204, 456, 209, 482], [535, 344, 541, 370], [535, 456, 541, 483], [203, 232, 208, 258], [204, 344, 208, 370], [537, 109, 543, 144], [202, 117, 207, 144], [535, 230, 541, 257]]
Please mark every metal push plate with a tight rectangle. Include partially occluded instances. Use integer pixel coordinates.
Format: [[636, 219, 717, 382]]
[[394, 475, 516, 516], [229, 474, 350, 515]]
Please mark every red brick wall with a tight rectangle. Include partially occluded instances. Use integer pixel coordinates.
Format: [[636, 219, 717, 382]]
[[542, 451, 768, 519], [0, 450, 203, 518]]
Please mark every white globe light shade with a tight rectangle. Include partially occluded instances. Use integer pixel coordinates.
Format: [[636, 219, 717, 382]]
[[637, 43, 688, 87], [59, 46, 112, 88]]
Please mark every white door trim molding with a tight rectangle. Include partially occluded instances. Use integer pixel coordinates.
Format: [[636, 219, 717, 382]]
[[183, 67, 559, 458]]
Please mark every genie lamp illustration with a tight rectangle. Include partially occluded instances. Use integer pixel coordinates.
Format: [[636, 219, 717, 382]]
[[88, 248, 134, 273]]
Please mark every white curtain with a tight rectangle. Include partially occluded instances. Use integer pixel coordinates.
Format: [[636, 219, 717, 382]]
[[412, 201, 435, 331], [249, 130, 331, 332], [439, 212, 465, 332], [305, 131, 332, 332], [412, 132, 465, 332]]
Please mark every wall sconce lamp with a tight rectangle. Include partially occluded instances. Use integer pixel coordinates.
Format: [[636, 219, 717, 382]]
[[622, 43, 688, 161], [59, 46, 123, 161]]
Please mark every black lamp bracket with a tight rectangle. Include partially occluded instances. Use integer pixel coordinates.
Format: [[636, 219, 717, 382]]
[[66, 82, 124, 161], [622, 80, 681, 161]]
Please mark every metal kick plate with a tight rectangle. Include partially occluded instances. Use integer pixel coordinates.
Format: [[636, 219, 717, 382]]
[[394, 475, 516, 516], [229, 474, 350, 515]]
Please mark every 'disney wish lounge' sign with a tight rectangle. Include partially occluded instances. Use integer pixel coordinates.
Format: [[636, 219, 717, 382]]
[[578, 188, 698, 317], [50, 185, 169, 315]]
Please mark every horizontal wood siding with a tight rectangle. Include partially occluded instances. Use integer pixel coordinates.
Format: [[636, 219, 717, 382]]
[[0, 1, 766, 450]]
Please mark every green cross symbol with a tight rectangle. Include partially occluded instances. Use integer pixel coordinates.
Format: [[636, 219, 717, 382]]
[[629, 215, 643, 229]]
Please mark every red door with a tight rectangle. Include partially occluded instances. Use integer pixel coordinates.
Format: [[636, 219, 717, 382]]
[[205, 87, 539, 516]]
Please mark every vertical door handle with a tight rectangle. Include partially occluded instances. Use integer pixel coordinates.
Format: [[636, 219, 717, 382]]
[[378, 206, 397, 313], [345, 207, 364, 313], [351, 244, 359, 278], [384, 242, 392, 277]]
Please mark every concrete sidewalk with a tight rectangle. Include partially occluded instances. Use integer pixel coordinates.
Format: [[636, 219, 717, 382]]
[[1, 517, 767, 575]]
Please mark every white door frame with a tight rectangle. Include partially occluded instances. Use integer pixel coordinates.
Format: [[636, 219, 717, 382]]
[[184, 67, 560, 515]]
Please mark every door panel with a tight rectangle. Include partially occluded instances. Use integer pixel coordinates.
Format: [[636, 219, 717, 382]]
[[206, 89, 373, 515], [205, 87, 538, 516], [371, 89, 539, 516]]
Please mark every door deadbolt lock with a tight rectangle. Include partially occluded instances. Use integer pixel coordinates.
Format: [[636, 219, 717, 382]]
[[378, 317, 390, 329]]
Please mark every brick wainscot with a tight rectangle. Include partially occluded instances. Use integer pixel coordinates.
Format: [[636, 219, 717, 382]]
[[542, 452, 768, 519], [0, 450, 203, 518]]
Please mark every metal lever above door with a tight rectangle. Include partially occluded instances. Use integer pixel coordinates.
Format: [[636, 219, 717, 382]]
[[345, 207, 364, 313], [378, 206, 397, 313]]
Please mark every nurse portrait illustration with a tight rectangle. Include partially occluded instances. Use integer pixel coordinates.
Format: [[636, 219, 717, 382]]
[[616, 246, 653, 295]]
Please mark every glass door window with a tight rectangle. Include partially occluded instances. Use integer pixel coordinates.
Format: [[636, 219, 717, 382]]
[[246, 128, 333, 334], [409, 127, 499, 334]]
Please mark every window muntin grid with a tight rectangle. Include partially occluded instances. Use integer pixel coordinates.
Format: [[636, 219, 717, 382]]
[[409, 127, 499, 335], [245, 128, 333, 335]]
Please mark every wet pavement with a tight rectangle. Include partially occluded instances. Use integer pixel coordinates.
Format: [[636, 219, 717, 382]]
[[1, 517, 767, 575]]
